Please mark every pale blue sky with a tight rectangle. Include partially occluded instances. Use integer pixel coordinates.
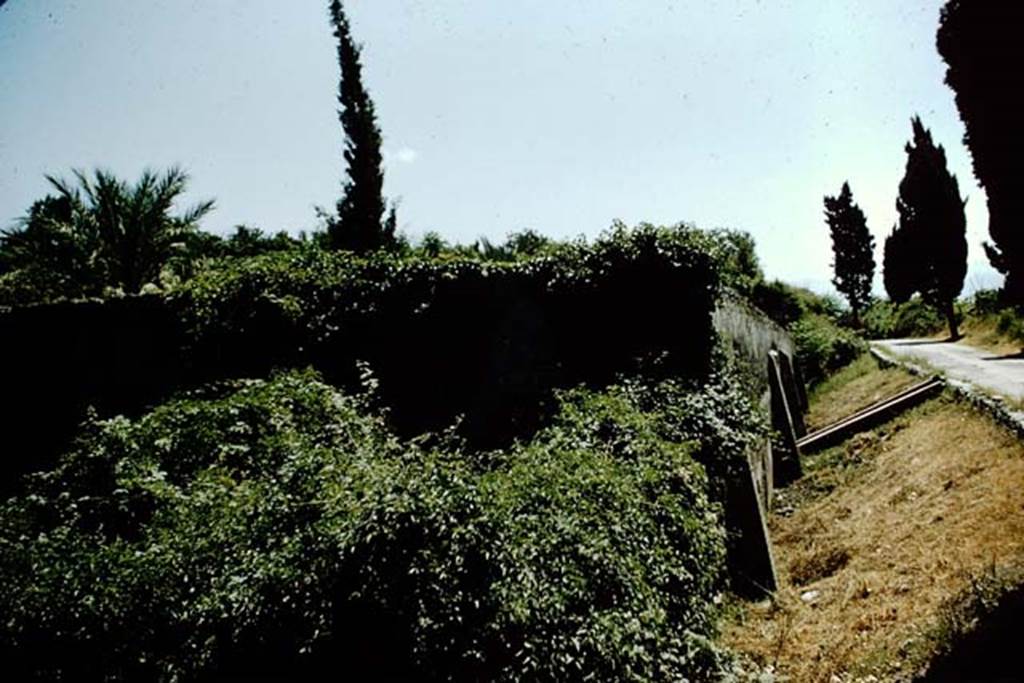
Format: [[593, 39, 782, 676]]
[[0, 0, 999, 294]]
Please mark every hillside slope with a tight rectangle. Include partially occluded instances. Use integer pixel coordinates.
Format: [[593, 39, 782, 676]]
[[723, 356, 1024, 681]]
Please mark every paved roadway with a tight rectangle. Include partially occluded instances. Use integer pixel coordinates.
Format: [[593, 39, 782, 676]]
[[872, 339, 1024, 402]]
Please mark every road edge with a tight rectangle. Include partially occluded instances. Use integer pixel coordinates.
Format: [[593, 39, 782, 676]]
[[871, 344, 1024, 441]]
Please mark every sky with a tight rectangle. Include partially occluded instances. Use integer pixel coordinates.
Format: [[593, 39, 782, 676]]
[[0, 0, 1001, 295]]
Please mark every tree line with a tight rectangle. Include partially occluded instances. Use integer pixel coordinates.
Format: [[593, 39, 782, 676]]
[[825, 1, 1020, 340], [0, 1, 397, 300], [2, 1, 1021, 327]]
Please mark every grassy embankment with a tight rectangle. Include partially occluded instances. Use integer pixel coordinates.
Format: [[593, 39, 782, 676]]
[[944, 310, 1024, 357], [722, 354, 1024, 681]]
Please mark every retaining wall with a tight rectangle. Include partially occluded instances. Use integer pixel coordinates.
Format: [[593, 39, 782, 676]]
[[713, 294, 808, 596]]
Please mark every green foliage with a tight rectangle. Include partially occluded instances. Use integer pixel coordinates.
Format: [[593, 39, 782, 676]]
[[937, 2, 1024, 305], [550, 372, 767, 504], [408, 229, 557, 262], [170, 222, 722, 445], [860, 297, 945, 340], [795, 288, 845, 320], [824, 182, 875, 322], [791, 313, 867, 386], [0, 368, 754, 680], [175, 223, 720, 343], [994, 309, 1024, 344], [884, 116, 968, 338], [0, 194, 104, 303], [966, 289, 1024, 345], [325, 0, 392, 253], [216, 224, 300, 257], [463, 229, 558, 262], [705, 227, 764, 297], [0, 167, 214, 304], [731, 274, 866, 384], [970, 288, 1003, 316], [502, 228, 553, 258], [417, 230, 450, 257], [750, 279, 805, 327], [161, 225, 303, 286], [749, 279, 844, 330], [965, 298, 1024, 347]]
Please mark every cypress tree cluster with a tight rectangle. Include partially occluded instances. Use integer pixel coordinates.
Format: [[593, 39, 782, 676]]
[[824, 182, 875, 325], [326, 0, 393, 253], [937, 1, 1024, 306], [884, 117, 967, 339]]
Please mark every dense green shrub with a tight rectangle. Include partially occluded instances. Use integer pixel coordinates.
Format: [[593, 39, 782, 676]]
[[0, 369, 749, 681], [705, 228, 763, 297], [995, 308, 1024, 342], [552, 372, 767, 502], [1, 222, 756, 499], [963, 289, 1024, 346], [794, 288, 845, 321], [750, 279, 804, 327], [970, 288, 1003, 316], [860, 297, 945, 339], [791, 313, 866, 386], [169, 223, 722, 446], [0, 265, 89, 307], [748, 279, 845, 329]]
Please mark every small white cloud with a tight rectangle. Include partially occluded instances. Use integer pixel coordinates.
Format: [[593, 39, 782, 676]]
[[395, 147, 418, 164]]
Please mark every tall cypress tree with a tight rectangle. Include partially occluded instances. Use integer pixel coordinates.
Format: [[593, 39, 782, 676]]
[[327, 0, 391, 252], [937, 1, 1024, 306], [882, 223, 917, 305], [888, 116, 968, 339], [824, 182, 875, 325]]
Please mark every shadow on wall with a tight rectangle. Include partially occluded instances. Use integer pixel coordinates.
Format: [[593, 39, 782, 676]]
[[0, 297, 183, 494]]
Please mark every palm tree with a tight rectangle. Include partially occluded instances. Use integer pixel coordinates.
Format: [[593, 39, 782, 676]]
[[2, 167, 215, 296], [54, 167, 215, 293]]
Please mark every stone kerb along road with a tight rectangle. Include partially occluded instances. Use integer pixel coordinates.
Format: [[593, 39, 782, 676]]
[[872, 338, 1024, 403]]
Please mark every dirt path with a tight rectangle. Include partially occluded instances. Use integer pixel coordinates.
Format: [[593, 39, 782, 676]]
[[872, 339, 1024, 402]]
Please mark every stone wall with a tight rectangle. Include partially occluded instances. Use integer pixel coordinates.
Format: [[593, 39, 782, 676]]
[[713, 293, 796, 398], [713, 293, 808, 596]]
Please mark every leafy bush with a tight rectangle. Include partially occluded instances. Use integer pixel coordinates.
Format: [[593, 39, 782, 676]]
[[860, 297, 945, 339], [970, 288, 1003, 316], [705, 228, 763, 297], [0, 265, 93, 307], [169, 223, 722, 446], [747, 279, 846, 330], [791, 313, 867, 386], [750, 279, 804, 327], [0, 369, 749, 681], [994, 308, 1024, 344], [2, 222, 761, 500], [961, 289, 1024, 346]]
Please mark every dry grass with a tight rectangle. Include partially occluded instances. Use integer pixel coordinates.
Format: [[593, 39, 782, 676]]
[[806, 355, 921, 432], [932, 314, 1023, 357], [723, 374, 1024, 681]]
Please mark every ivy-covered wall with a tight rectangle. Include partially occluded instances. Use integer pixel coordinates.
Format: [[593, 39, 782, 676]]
[[0, 226, 724, 494]]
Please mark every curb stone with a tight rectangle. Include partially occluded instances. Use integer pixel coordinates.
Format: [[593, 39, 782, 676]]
[[870, 346, 1024, 440]]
